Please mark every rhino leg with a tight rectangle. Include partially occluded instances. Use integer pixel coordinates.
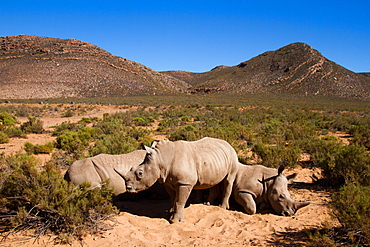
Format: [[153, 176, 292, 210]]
[[206, 185, 221, 205], [164, 184, 176, 213], [235, 192, 256, 215], [170, 184, 193, 223], [220, 173, 236, 210]]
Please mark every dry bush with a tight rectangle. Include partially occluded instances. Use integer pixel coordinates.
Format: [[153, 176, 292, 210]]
[[0, 153, 118, 243]]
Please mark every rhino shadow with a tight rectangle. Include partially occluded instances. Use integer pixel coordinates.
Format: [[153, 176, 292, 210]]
[[266, 229, 311, 246], [115, 189, 205, 220], [288, 180, 332, 193], [115, 197, 173, 219]]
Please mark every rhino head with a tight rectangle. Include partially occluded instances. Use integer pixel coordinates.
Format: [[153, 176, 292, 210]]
[[267, 165, 310, 216], [121, 143, 161, 193]]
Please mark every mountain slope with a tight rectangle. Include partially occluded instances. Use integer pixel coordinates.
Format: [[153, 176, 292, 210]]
[[1, 36, 369, 100], [163, 43, 370, 99], [0, 35, 189, 99]]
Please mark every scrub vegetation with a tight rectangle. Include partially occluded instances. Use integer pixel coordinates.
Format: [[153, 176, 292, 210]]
[[0, 94, 369, 245]]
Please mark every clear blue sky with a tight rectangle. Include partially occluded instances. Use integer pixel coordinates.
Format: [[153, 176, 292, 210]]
[[1, 0, 369, 72]]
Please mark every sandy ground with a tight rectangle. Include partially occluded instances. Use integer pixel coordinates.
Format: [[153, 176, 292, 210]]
[[0, 104, 340, 246]]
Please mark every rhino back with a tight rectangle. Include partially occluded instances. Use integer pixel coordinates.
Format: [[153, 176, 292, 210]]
[[235, 164, 278, 199], [160, 137, 238, 188], [195, 138, 238, 185], [66, 150, 146, 195], [88, 150, 146, 195], [65, 158, 102, 188], [91, 150, 146, 177]]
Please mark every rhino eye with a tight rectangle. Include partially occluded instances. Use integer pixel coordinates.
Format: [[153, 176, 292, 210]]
[[136, 170, 143, 179]]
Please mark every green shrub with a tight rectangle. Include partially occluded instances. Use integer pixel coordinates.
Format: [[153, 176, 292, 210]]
[[62, 110, 74, 117], [91, 116, 102, 122], [24, 141, 55, 154], [55, 131, 90, 158], [13, 105, 43, 117], [89, 133, 139, 156], [333, 144, 370, 185], [332, 184, 370, 246], [0, 154, 118, 242], [139, 136, 155, 147], [52, 121, 87, 136], [284, 122, 316, 142], [133, 116, 153, 126], [251, 142, 301, 168], [169, 124, 199, 141], [78, 126, 97, 140], [307, 223, 337, 247], [20, 117, 44, 134], [157, 118, 179, 130], [181, 115, 191, 121], [93, 120, 126, 135], [351, 126, 370, 149], [0, 131, 9, 144], [79, 117, 92, 124], [125, 126, 149, 140], [103, 112, 132, 126], [300, 136, 370, 186], [4, 126, 26, 138], [298, 136, 341, 164], [0, 112, 17, 126], [48, 150, 77, 170], [23, 142, 35, 154]]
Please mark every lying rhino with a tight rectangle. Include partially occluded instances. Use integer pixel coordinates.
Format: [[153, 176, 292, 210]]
[[233, 164, 310, 216], [64, 150, 146, 196], [120, 137, 239, 223]]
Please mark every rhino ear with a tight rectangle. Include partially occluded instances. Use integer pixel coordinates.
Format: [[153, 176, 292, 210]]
[[151, 140, 160, 148], [144, 145, 155, 154], [277, 165, 285, 175], [286, 173, 298, 181]]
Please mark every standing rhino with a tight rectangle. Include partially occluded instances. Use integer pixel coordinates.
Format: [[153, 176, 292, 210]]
[[121, 137, 239, 223], [233, 164, 310, 216], [64, 150, 146, 196]]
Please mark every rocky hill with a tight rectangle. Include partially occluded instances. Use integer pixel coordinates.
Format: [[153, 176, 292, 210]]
[[1, 35, 369, 100], [0, 35, 189, 99], [163, 43, 370, 99]]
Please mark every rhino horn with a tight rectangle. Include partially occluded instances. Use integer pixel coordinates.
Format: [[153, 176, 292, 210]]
[[295, 201, 310, 210]]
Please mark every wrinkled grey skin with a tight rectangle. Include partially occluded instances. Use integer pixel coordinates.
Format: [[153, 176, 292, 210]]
[[233, 164, 310, 216], [64, 150, 146, 196], [121, 137, 239, 223]]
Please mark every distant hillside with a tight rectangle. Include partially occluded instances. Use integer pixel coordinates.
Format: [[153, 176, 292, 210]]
[[163, 43, 370, 99], [0, 35, 189, 99], [1, 36, 369, 100], [359, 73, 370, 77]]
